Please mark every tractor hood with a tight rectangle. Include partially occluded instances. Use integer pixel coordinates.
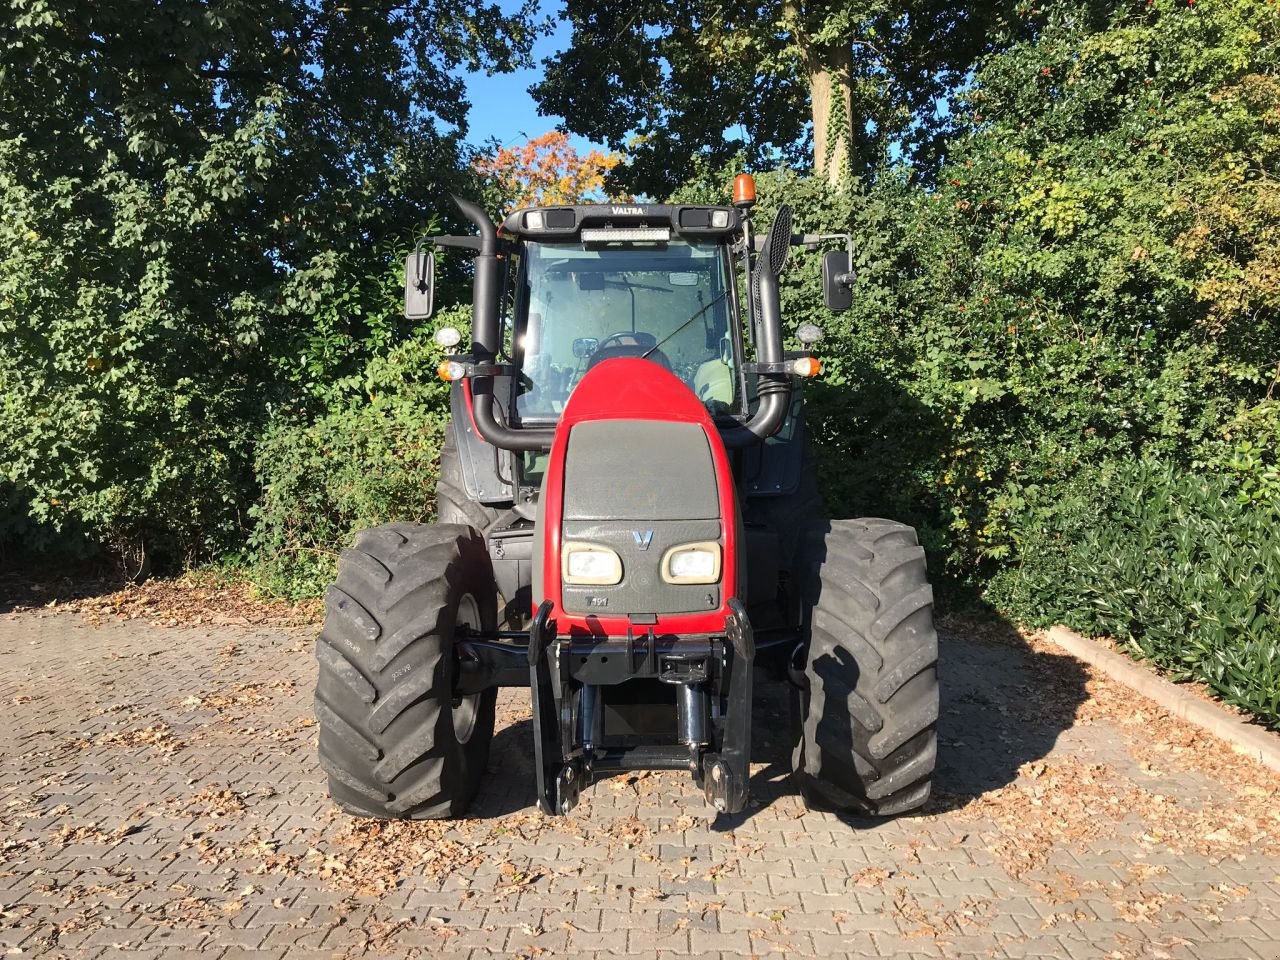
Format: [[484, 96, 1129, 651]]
[[532, 358, 739, 637]]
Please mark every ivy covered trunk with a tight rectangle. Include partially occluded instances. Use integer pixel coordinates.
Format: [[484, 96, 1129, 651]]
[[802, 45, 854, 188]]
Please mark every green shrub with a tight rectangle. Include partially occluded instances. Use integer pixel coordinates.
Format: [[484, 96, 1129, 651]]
[[0, 0, 530, 570], [996, 459, 1280, 729], [669, 5, 1279, 730], [247, 310, 461, 599], [675, 3, 1279, 594]]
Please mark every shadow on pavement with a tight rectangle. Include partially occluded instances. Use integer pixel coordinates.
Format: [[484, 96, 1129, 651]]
[[0, 568, 124, 614], [709, 611, 1091, 832], [468, 614, 1090, 827], [928, 612, 1091, 814], [472, 717, 541, 818]]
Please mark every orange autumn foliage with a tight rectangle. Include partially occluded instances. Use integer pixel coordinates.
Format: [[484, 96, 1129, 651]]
[[473, 131, 628, 211]]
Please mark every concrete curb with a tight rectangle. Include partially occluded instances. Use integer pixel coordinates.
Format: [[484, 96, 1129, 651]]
[[1047, 624, 1280, 775]]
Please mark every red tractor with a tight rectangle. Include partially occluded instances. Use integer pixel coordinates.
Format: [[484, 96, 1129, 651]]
[[315, 177, 938, 818]]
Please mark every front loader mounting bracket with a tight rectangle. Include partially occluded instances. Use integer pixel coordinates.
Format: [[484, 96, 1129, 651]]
[[528, 600, 571, 815], [707, 598, 754, 813], [527, 598, 759, 817]]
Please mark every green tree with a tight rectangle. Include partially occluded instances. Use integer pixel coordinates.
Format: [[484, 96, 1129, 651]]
[[0, 0, 540, 568], [532, 0, 1015, 196], [671, 0, 1279, 589]]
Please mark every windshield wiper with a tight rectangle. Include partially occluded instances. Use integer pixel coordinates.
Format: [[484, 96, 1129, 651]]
[[641, 291, 729, 359]]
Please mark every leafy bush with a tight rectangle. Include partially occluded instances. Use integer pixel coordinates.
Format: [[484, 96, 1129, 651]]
[[680, 2, 1279, 581], [0, 0, 534, 569], [247, 310, 461, 599], [1001, 460, 1279, 729], [671, 5, 1279, 727]]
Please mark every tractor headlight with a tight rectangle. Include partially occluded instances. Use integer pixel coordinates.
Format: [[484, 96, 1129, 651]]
[[662, 542, 722, 585], [562, 543, 623, 586]]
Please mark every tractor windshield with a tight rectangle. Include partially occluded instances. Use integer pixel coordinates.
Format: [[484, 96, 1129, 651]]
[[515, 239, 739, 420]]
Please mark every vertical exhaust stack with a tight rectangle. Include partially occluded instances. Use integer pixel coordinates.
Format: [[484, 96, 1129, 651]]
[[722, 203, 793, 446], [754, 203, 792, 375], [449, 195, 554, 451], [450, 194, 501, 359]]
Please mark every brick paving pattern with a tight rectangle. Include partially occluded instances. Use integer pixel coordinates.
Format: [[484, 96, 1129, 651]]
[[1, 610, 1277, 959]]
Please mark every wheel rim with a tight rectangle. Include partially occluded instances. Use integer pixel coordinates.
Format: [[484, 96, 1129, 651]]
[[452, 593, 482, 745]]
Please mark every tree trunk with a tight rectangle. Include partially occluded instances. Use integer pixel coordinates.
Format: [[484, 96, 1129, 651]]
[[807, 48, 854, 188], [786, 8, 855, 189]]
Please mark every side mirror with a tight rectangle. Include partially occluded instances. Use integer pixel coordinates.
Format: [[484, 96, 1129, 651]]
[[404, 248, 435, 319], [822, 250, 854, 313], [572, 337, 599, 359]]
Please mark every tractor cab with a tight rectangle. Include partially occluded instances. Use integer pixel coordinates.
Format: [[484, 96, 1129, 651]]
[[407, 183, 844, 502]]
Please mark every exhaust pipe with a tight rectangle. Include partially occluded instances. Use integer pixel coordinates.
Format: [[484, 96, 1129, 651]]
[[722, 205, 793, 447], [451, 196, 555, 451]]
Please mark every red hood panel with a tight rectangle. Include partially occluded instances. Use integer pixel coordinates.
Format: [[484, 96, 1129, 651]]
[[540, 358, 738, 636]]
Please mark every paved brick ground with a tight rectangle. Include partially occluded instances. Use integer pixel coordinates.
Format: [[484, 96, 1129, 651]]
[[1, 610, 1277, 959]]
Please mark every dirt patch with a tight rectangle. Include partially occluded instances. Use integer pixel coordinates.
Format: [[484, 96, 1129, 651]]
[[2, 572, 321, 627]]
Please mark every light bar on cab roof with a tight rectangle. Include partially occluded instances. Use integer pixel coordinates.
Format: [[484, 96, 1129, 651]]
[[580, 226, 671, 242]]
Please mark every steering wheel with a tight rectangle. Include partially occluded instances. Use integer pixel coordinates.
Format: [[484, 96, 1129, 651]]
[[597, 332, 657, 352], [586, 331, 673, 371]]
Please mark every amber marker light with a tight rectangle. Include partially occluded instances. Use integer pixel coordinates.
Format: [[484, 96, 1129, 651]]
[[438, 360, 466, 381], [791, 357, 822, 378], [732, 173, 757, 209]]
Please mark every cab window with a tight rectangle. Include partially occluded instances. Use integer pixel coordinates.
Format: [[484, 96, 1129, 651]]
[[515, 240, 739, 419]]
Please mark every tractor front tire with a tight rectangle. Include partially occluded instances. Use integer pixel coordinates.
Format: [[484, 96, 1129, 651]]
[[315, 522, 498, 819], [792, 519, 939, 815]]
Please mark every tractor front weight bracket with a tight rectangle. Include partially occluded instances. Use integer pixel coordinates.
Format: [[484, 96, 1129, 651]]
[[528, 599, 757, 817], [529, 601, 574, 815]]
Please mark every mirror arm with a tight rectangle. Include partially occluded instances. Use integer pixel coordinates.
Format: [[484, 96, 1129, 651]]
[[432, 235, 483, 252]]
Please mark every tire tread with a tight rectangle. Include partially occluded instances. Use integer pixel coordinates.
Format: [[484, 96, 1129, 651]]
[[314, 519, 497, 820], [794, 519, 939, 816]]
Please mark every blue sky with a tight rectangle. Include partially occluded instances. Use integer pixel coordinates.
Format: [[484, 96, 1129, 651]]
[[462, 5, 605, 155]]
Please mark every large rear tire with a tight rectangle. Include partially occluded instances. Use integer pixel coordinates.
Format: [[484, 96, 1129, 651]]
[[792, 519, 939, 815], [315, 522, 498, 819]]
